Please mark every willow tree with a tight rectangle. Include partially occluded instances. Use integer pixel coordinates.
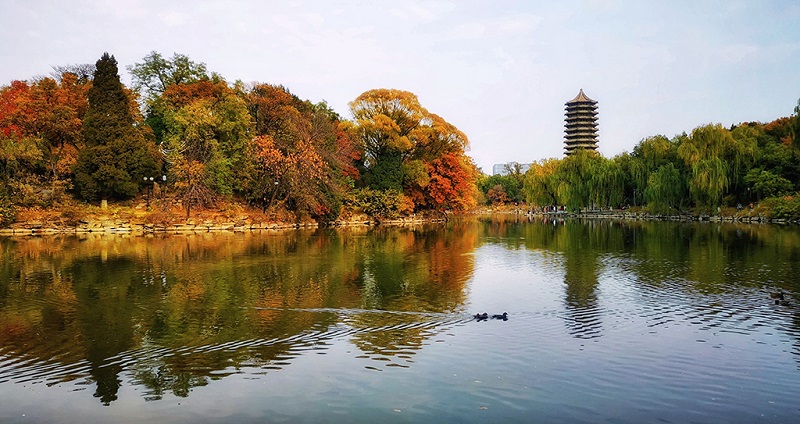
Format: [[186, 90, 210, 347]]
[[554, 149, 603, 210], [630, 135, 676, 198], [644, 163, 685, 213], [676, 124, 757, 208], [589, 157, 624, 209], [689, 157, 728, 208], [523, 158, 560, 207]]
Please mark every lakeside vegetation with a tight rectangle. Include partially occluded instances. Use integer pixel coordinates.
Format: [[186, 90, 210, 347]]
[[1, 51, 799, 227], [0, 52, 476, 226], [482, 108, 800, 219]]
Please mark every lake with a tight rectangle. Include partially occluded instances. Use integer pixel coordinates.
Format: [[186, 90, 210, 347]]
[[1, 217, 799, 423]]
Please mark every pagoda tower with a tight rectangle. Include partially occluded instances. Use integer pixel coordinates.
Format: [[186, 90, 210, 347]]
[[564, 89, 599, 155]]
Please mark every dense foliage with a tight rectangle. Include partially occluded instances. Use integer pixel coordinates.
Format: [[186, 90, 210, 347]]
[[73, 53, 161, 202], [2, 51, 798, 223], [347, 89, 478, 214], [519, 117, 800, 217], [0, 52, 478, 222]]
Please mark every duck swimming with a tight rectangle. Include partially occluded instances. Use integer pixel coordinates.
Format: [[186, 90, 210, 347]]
[[770, 291, 785, 300], [491, 312, 508, 321], [473, 312, 488, 321]]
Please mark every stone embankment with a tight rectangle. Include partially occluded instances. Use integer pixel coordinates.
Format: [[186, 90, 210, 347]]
[[532, 209, 798, 224], [0, 216, 440, 236]]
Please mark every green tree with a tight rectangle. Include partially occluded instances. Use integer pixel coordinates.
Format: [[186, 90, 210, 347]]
[[744, 169, 793, 200], [129, 52, 210, 146], [73, 53, 160, 204], [676, 124, 755, 208], [523, 158, 560, 207], [127, 51, 209, 101], [792, 98, 800, 149], [689, 157, 728, 208], [555, 149, 603, 210], [644, 163, 684, 213], [589, 157, 624, 209], [479, 173, 522, 205]]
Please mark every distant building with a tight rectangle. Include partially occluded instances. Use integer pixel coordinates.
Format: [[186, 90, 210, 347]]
[[564, 89, 599, 155], [492, 162, 531, 176]]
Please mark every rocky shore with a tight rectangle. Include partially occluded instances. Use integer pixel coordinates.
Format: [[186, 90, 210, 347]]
[[0, 216, 443, 236], [2, 206, 796, 237], [531, 209, 799, 224]]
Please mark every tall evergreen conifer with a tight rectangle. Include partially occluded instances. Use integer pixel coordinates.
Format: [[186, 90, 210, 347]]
[[74, 53, 160, 202]]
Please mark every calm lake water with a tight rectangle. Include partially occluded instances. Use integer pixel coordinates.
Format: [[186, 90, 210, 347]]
[[1, 217, 799, 423]]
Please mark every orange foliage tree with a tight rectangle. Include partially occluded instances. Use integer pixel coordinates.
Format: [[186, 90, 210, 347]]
[[348, 89, 477, 213], [0, 81, 42, 210], [424, 153, 478, 211], [15, 74, 90, 192], [246, 84, 355, 219]]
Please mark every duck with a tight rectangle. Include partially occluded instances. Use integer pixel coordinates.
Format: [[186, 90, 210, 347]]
[[770, 291, 785, 300], [473, 312, 488, 320], [491, 312, 508, 320], [775, 299, 791, 306]]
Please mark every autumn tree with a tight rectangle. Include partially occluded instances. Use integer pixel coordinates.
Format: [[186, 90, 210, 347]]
[[348, 89, 476, 212], [12, 74, 90, 195], [486, 184, 510, 205], [246, 84, 354, 219], [0, 81, 40, 222], [479, 173, 523, 205], [0, 81, 40, 181], [73, 53, 160, 204], [159, 79, 252, 199], [424, 153, 478, 212], [128, 52, 211, 146]]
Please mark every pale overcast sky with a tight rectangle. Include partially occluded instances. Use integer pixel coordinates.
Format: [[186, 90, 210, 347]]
[[2, 0, 799, 172]]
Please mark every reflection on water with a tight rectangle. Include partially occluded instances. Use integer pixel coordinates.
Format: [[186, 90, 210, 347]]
[[0, 224, 478, 406], [1, 218, 800, 422]]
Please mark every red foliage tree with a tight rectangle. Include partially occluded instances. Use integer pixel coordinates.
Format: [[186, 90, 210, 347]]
[[424, 153, 478, 212]]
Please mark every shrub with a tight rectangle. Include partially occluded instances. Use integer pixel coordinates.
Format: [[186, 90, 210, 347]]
[[766, 194, 800, 220], [0, 200, 16, 226], [349, 188, 413, 220]]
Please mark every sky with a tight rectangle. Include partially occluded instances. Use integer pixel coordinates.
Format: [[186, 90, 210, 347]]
[[2, 0, 799, 172]]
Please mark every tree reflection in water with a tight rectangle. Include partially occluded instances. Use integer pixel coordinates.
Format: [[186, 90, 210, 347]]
[[0, 224, 478, 403], [2, 219, 800, 407]]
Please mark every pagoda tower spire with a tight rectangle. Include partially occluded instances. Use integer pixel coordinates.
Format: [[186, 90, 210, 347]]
[[564, 89, 599, 155]]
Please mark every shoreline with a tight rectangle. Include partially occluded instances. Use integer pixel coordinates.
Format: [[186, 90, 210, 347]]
[[0, 216, 446, 236], [2, 211, 797, 237], [482, 208, 800, 225]]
